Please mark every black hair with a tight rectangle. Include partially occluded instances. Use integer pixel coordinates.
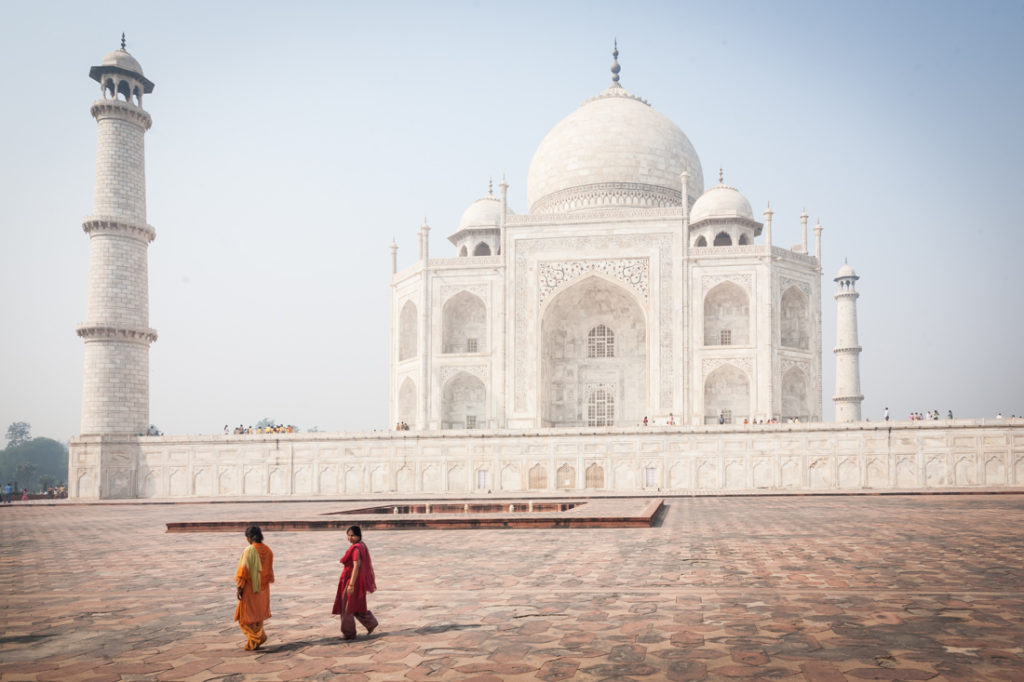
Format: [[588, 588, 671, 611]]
[[245, 525, 264, 543], [347, 525, 362, 539]]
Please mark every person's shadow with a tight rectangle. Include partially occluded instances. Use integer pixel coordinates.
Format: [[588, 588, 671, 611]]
[[261, 624, 481, 652]]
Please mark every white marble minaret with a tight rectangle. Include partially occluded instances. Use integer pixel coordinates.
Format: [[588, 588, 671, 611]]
[[833, 263, 863, 422], [77, 37, 157, 435]]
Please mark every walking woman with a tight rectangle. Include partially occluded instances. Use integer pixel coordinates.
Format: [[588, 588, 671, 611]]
[[332, 525, 378, 639], [234, 525, 274, 650]]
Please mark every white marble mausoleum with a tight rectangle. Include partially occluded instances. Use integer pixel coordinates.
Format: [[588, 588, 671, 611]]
[[390, 46, 828, 430]]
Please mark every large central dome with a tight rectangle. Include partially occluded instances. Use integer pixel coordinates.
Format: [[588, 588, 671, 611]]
[[526, 76, 703, 215]]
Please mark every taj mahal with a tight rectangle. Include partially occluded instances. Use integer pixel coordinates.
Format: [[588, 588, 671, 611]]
[[390, 44, 853, 432], [68, 41, 1022, 499]]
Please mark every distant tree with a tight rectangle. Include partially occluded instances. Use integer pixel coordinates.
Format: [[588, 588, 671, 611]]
[[255, 417, 275, 429], [15, 463, 37, 488], [6, 422, 31, 448], [0, 438, 67, 492]]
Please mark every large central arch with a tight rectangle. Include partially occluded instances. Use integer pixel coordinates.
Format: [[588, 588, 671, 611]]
[[540, 275, 647, 427]]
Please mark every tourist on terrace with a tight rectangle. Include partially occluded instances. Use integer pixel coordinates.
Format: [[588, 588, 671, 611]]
[[332, 525, 378, 640], [234, 525, 274, 650]]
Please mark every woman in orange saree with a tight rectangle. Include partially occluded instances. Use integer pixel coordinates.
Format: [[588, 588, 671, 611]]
[[234, 525, 274, 650]]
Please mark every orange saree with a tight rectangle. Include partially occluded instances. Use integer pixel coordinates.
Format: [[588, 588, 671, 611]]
[[234, 542, 274, 650]]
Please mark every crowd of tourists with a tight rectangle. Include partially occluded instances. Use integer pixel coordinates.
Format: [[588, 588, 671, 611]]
[[2, 482, 66, 502], [228, 424, 296, 435], [908, 410, 952, 421]]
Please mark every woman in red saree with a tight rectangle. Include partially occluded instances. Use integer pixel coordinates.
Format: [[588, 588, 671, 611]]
[[234, 525, 274, 650], [332, 525, 378, 639]]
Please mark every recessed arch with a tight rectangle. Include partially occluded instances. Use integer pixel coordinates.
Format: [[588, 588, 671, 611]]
[[713, 232, 732, 246], [528, 464, 547, 490], [117, 79, 132, 102], [441, 371, 486, 429], [442, 291, 486, 354], [473, 242, 491, 256], [398, 377, 417, 428], [694, 235, 707, 247], [738, 233, 751, 245], [459, 245, 468, 257], [398, 300, 417, 361], [704, 364, 750, 424], [541, 275, 647, 427], [781, 367, 808, 422], [704, 281, 749, 346], [781, 286, 809, 349]]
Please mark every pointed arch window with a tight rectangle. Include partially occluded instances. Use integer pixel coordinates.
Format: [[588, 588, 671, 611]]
[[587, 324, 615, 358]]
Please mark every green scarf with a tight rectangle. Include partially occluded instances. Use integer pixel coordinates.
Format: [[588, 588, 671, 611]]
[[241, 544, 262, 593]]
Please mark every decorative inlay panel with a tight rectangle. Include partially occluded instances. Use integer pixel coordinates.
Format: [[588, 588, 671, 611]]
[[702, 357, 752, 378], [538, 258, 649, 306], [780, 277, 811, 297], [702, 274, 752, 294], [440, 365, 488, 385], [440, 284, 489, 303]]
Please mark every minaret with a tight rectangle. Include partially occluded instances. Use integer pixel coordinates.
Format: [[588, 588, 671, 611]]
[[833, 262, 863, 422], [77, 37, 157, 436]]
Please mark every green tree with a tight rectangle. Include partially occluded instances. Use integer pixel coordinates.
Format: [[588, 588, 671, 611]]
[[6, 421, 31, 448], [255, 417, 275, 430], [0, 437, 67, 492], [15, 463, 37, 488]]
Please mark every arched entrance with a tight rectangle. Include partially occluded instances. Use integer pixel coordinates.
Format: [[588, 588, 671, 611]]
[[540, 275, 647, 427]]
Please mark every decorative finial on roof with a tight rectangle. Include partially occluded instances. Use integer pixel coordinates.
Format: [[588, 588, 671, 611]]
[[489, 178, 493, 196], [121, 33, 126, 50], [610, 39, 621, 85], [719, 167, 724, 184]]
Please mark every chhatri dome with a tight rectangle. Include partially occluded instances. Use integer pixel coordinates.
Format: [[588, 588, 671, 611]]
[[690, 170, 756, 224], [457, 184, 514, 230], [526, 44, 704, 214]]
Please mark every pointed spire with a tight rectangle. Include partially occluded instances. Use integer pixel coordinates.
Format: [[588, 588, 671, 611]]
[[121, 32, 126, 50], [610, 39, 621, 85], [488, 178, 493, 196], [718, 167, 724, 184]]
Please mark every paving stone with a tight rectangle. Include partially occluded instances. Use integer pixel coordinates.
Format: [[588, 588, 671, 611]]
[[2, 495, 1024, 680]]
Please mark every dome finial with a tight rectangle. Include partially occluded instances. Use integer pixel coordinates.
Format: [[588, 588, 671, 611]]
[[719, 167, 724, 184], [489, 178, 493, 196], [121, 32, 126, 50], [610, 39, 621, 85]]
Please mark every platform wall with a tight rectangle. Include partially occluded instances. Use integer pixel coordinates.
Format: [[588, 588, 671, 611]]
[[68, 421, 1024, 499]]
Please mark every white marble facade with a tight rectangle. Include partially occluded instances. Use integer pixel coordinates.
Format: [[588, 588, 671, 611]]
[[391, 49, 824, 430], [69, 422, 1024, 499]]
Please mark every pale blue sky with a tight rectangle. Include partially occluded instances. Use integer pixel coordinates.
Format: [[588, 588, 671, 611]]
[[1, 0, 1022, 440]]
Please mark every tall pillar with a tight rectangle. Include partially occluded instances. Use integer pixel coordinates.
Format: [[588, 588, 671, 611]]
[[77, 40, 157, 436], [833, 263, 863, 422]]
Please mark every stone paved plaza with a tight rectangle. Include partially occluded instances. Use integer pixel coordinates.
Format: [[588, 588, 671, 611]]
[[2, 495, 1023, 681]]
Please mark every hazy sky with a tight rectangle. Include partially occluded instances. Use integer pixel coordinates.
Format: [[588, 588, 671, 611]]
[[2, 0, 1022, 442]]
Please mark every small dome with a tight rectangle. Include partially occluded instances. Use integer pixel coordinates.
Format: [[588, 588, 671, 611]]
[[458, 195, 513, 231], [100, 49, 145, 76], [836, 263, 858, 279], [690, 181, 754, 224]]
